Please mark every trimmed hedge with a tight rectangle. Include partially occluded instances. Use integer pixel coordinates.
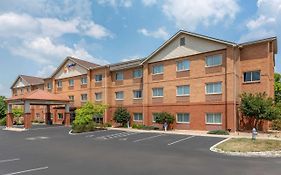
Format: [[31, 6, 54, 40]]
[[132, 124, 159, 130], [207, 130, 229, 135]]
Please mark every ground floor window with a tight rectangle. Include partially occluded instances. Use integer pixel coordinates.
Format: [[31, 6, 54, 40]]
[[206, 113, 222, 124], [152, 113, 159, 123], [133, 113, 143, 121], [58, 113, 64, 120], [176, 113, 190, 123], [36, 113, 40, 119]]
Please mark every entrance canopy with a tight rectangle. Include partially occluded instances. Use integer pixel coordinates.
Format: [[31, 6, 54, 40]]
[[5, 90, 70, 129]]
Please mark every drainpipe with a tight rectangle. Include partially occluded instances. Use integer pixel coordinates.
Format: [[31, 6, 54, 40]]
[[225, 49, 228, 131]]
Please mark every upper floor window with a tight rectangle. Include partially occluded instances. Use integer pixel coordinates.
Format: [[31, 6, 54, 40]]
[[95, 74, 103, 82], [115, 91, 124, 100], [177, 113, 190, 123], [116, 72, 124, 81], [69, 79, 74, 87], [133, 90, 142, 99], [47, 82, 52, 89], [69, 95, 74, 101], [152, 88, 163, 97], [206, 82, 222, 94], [177, 85, 190, 96], [206, 113, 222, 124], [152, 65, 163, 75], [244, 71, 261, 82], [205, 54, 222, 67], [95, 92, 102, 101], [177, 60, 190, 71], [133, 113, 143, 121], [81, 77, 87, 85], [81, 94, 88, 101], [180, 37, 186, 46], [133, 69, 143, 78], [57, 80, 62, 88]]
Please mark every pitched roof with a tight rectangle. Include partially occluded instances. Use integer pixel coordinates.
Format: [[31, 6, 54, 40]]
[[10, 75, 44, 89], [6, 89, 69, 102], [109, 58, 144, 71]]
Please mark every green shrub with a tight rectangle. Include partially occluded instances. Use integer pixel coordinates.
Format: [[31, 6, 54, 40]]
[[103, 122, 112, 127], [113, 107, 130, 126], [0, 117, 6, 126], [272, 119, 281, 130], [207, 130, 229, 135], [132, 123, 159, 130], [72, 121, 106, 133]]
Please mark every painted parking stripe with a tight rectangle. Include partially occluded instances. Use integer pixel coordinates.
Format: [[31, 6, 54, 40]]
[[3, 166, 48, 175], [96, 132, 137, 139], [167, 136, 195, 146], [0, 158, 20, 163], [31, 126, 65, 131], [133, 134, 164, 143]]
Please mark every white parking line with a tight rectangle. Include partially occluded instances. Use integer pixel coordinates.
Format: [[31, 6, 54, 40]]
[[133, 134, 164, 143], [31, 126, 65, 131], [0, 158, 20, 163], [2, 166, 48, 175], [96, 132, 138, 140], [167, 136, 195, 146]]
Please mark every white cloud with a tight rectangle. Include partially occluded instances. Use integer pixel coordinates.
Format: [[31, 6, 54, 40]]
[[162, 0, 240, 31], [246, 15, 275, 30], [138, 27, 169, 40], [80, 21, 113, 39], [36, 65, 57, 78], [0, 83, 10, 97], [142, 0, 157, 6], [97, 0, 132, 8]]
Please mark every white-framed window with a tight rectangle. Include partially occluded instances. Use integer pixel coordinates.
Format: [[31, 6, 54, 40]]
[[115, 71, 124, 80], [180, 37, 186, 46], [133, 90, 142, 99], [133, 69, 142, 78], [69, 79, 74, 87], [206, 113, 222, 124], [95, 92, 102, 101], [177, 60, 190, 71], [115, 91, 124, 100], [152, 113, 158, 123], [69, 95, 74, 101], [57, 80, 62, 88], [81, 77, 87, 85], [152, 65, 164, 75], [47, 83, 52, 89], [81, 94, 88, 101], [244, 71, 261, 82], [95, 74, 102, 82], [58, 113, 64, 119], [152, 88, 163, 97], [177, 113, 190, 123], [133, 113, 143, 121], [206, 82, 222, 94], [205, 54, 222, 67], [177, 85, 190, 96]]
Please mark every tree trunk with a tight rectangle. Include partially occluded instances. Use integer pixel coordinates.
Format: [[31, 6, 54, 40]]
[[254, 119, 259, 130]]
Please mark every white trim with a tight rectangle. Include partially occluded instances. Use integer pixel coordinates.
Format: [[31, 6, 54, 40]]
[[205, 113, 222, 125], [205, 54, 223, 67], [176, 59, 190, 72], [176, 113, 190, 123], [152, 87, 164, 97], [176, 85, 190, 96], [167, 135, 195, 146], [205, 82, 222, 95], [152, 72, 164, 75]]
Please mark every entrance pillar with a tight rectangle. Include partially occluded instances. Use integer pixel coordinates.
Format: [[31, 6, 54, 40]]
[[64, 104, 70, 126], [24, 100, 31, 129], [45, 105, 51, 125], [6, 104, 13, 128]]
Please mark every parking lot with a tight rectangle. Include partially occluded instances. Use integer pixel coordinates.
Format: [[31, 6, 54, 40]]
[[0, 126, 280, 175]]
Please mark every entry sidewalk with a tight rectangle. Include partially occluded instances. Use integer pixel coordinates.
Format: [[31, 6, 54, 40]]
[[108, 127, 281, 140]]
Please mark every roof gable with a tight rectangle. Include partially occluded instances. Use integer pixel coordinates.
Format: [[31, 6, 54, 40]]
[[11, 75, 44, 89]]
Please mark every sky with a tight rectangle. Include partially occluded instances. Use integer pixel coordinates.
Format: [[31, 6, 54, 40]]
[[0, 0, 281, 97]]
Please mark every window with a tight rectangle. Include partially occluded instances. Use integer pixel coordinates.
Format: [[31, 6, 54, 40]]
[[95, 74, 103, 82], [177, 85, 190, 96], [206, 82, 222, 94], [57, 80, 62, 88], [152, 65, 164, 74], [81, 94, 88, 101], [69, 95, 74, 101], [116, 72, 124, 80], [47, 83, 52, 89], [81, 77, 87, 85], [205, 54, 222, 67], [36, 113, 40, 119], [152, 113, 159, 123], [69, 79, 74, 87], [177, 60, 190, 71], [177, 113, 190, 123], [244, 71, 261, 82], [58, 113, 64, 120], [115, 91, 124, 100], [180, 37, 186, 46], [95, 92, 102, 101], [206, 113, 222, 124], [20, 88, 23, 94], [152, 88, 163, 97], [133, 69, 142, 78], [133, 90, 142, 99], [133, 113, 143, 121]]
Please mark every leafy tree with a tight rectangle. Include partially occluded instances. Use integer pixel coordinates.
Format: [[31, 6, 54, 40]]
[[154, 112, 175, 129], [73, 102, 107, 125], [274, 73, 281, 103], [113, 106, 130, 126], [239, 92, 281, 129], [12, 107, 24, 124], [0, 96, 7, 119]]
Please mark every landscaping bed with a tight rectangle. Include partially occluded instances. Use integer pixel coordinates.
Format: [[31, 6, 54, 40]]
[[71, 122, 107, 133]]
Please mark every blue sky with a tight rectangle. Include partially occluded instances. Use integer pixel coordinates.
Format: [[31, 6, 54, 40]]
[[0, 0, 280, 96]]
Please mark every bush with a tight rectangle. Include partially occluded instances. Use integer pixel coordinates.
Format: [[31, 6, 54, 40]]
[[113, 107, 130, 126], [272, 119, 281, 130], [132, 123, 159, 130], [0, 117, 6, 126], [72, 121, 105, 133], [103, 122, 112, 127], [207, 130, 229, 135]]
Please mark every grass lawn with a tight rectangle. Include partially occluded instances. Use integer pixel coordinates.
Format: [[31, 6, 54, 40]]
[[216, 138, 281, 152]]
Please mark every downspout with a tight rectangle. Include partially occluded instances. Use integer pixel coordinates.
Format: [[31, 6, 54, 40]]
[[233, 47, 237, 132], [225, 48, 228, 131]]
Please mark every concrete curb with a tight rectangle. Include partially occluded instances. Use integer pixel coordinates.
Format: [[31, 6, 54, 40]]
[[2, 127, 27, 132]]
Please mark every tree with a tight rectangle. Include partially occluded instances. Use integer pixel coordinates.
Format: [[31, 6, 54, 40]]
[[0, 96, 7, 119], [74, 102, 107, 125], [113, 107, 130, 126], [239, 92, 281, 129], [274, 73, 281, 103], [12, 107, 24, 124], [154, 112, 175, 129]]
